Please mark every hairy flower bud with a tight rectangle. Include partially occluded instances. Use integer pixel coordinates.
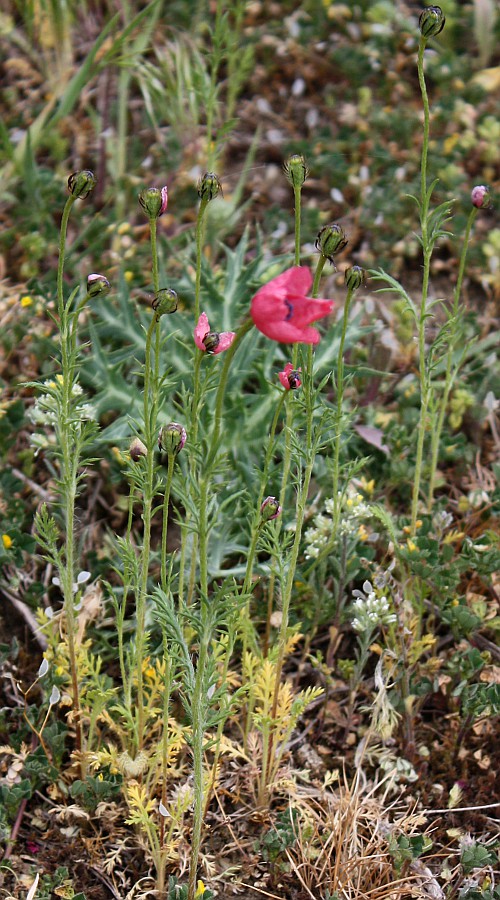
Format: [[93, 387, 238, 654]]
[[129, 437, 148, 461], [419, 6, 445, 38], [283, 154, 309, 189], [68, 170, 96, 199], [158, 423, 187, 456], [138, 185, 168, 218], [471, 184, 491, 210], [315, 224, 348, 263], [260, 496, 282, 522], [344, 265, 367, 291], [198, 172, 222, 201], [87, 273, 110, 298], [152, 288, 178, 316]]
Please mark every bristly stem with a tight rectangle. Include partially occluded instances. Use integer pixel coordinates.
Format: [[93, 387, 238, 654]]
[[332, 283, 355, 536], [411, 35, 433, 535], [428, 207, 478, 505], [136, 213, 162, 751], [56, 193, 83, 771]]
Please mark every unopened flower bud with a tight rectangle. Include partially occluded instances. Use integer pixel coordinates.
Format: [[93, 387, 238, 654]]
[[260, 496, 282, 523], [152, 288, 178, 316], [419, 6, 445, 38], [138, 186, 168, 219], [68, 170, 96, 199], [129, 437, 148, 461], [158, 423, 187, 456], [283, 154, 309, 189], [198, 173, 222, 201], [471, 185, 491, 210], [202, 331, 221, 353], [344, 266, 367, 291], [315, 223, 348, 263], [87, 273, 110, 297]]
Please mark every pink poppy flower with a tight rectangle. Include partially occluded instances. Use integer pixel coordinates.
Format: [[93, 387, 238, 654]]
[[250, 266, 334, 344], [278, 363, 302, 390], [194, 312, 235, 354]]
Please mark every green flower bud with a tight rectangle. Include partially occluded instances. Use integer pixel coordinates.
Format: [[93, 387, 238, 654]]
[[198, 173, 222, 201], [152, 288, 178, 316], [87, 273, 110, 298], [315, 224, 348, 263], [138, 186, 168, 219], [344, 266, 367, 291], [419, 6, 445, 38], [283, 154, 309, 189], [68, 170, 96, 199], [158, 423, 187, 455], [129, 437, 148, 461]]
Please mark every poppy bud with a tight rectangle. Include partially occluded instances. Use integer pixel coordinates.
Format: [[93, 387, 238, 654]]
[[315, 224, 348, 263], [152, 288, 178, 316], [344, 266, 367, 291], [87, 273, 110, 298], [158, 423, 187, 455], [471, 185, 491, 210], [260, 496, 282, 523], [138, 186, 168, 219], [130, 437, 148, 461], [68, 170, 96, 199], [419, 6, 445, 38], [283, 154, 309, 189], [198, 173, 222, 201]]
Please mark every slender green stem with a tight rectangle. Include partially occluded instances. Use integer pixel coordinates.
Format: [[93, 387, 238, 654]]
[[206, 317, 254, 467], [428, 208, 478, 505], [243, 392, 287, 599], [332, 285, 355, 535], [194, 199, 209, 324], [136, 315, 158, 750], [411, 36, 432, 534], [187, 633, 209, 900], [57, 197, 76, 318], [161, 455, 176, 594], [293, 184, 301, 266], [56, 194, 83, 769]]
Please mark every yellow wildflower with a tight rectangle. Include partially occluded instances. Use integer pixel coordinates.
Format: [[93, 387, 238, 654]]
[[20, 295, 33, 307], [195, 881, 206, 897], [2, 534, 13, 549], [124, 270, 134, 283]]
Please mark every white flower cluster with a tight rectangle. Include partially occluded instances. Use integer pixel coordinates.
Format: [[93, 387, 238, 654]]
[[304, 488, 372, 558], [28, 377, 96, 453], [351, 581, 397, 633], [29, 378, 95, 428]]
